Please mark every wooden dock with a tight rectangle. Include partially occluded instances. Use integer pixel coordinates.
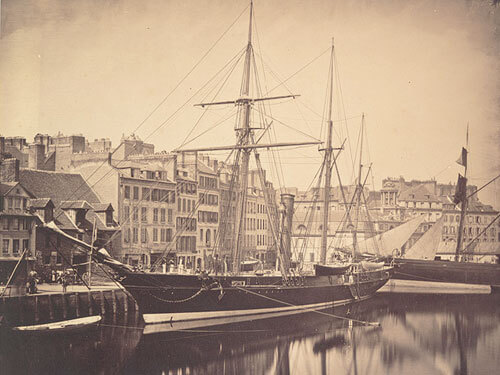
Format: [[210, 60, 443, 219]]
[[0, 284, 139, 328]]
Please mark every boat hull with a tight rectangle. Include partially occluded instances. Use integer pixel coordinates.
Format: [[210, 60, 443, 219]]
[[389, 258, 500, 288], [11, 315, 102, 335], [314, 264, 351, 276], [118, 268, 392, 329]]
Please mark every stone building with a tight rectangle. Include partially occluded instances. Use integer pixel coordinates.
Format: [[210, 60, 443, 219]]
[[0, 159, 37, 284]]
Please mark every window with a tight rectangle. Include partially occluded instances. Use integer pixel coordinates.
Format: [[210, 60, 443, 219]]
[[133, 207, 138, 221], [7, 197, 13, 209], [2, 240, 9, 255], [161, 228, 166, 242], [141, 228, 147, 243], [187, 199, 191, 212], [153, 228, 158, 242], [12, 239, 20, 255], [12, 218, 19, 230], [152, 189, 159, 202], [141, 207, 147, 222], [168, 209, 173, 223], [2, 218, 9, 230], [153, 208, 158, 222], [133, 228, 138, 243], [183, 199, 186, 212], [142, 188, 150, 201], [133, 186, 139, 200], [178, 199, 181, 212], [123, 206, 130, 221], [124, 185, 130, 199], [22, 239, 29, 251], [124, 228, 130, 243], [160, 208, 166, 223], [200, 229, 204, 241], [166, 229, 172, 242]]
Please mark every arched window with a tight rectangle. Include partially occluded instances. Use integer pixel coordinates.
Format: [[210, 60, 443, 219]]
[[206, 229, 211, 246]]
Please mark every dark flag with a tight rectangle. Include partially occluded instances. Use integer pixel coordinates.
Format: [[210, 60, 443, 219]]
[[456, 147, 467, 167], [453, 174, 467, 204]]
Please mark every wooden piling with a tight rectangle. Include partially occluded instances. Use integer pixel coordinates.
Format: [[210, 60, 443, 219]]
[[88, 291, 93, 315], [100, 291, 106, 315], [48, 294, 54, 320], [62, 293, 67, 319], [34, 296, 39, 323], [75, 292, 80, 318]]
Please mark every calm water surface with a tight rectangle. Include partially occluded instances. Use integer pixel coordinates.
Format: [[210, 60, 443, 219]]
[[1, 293, 499, 374]]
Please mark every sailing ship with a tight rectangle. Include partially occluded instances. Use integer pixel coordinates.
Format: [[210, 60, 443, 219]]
[[70, 1, 393, 329], [387, 136, 500, 291]]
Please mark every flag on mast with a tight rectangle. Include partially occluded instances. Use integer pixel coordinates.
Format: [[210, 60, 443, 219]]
[[453, 174, 467, 204], [456, 147, 467, 167]]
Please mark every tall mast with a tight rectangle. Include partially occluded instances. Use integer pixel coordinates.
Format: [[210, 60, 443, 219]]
[[231, 1, 254, 272], [455, 124, 469, 261], [352, 114, 365, 255], [320, 39, 335, 265]]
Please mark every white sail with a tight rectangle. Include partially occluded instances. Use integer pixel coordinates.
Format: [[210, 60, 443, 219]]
[[404, 217, 444, 260], [353, 215, 425, 257]]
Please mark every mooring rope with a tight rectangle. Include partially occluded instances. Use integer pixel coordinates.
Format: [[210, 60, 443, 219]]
[[234, 286, 379, 326]]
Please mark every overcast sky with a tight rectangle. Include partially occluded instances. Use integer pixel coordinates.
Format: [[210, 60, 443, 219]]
[[1, 0, 499, 207]]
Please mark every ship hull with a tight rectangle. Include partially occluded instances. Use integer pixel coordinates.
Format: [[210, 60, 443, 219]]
[[390, 258, 500, 288], [117, 268, 392, 330]]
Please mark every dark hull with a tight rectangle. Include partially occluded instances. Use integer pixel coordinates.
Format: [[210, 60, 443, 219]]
[[118, 269, 392, 319], [390, 258, 500, 287]]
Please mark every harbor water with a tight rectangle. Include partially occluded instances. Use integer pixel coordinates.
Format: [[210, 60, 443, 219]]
[[1, 292, 499, 375]]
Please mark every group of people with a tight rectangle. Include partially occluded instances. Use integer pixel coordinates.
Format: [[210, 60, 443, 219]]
[[26, 269, 75, 294]]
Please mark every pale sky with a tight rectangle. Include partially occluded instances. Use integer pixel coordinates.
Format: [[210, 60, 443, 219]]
[[1, 0, 499, 207]]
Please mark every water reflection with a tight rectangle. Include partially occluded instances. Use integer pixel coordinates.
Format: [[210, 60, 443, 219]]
[[0, 313, 143, 375], [1, 293, 498, 374], [126, 293, 500, 375]]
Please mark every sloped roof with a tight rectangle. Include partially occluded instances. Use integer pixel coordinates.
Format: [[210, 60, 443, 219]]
[[60, 200, 93, 210], [398, 184, 440, 202], [19, 169, 100, 209], [29, 198, 54, 208], [197, 160, 217, 175], [0, 182, 17, 196], [85, 210, 119, 231], [92, 203, 113, 212]]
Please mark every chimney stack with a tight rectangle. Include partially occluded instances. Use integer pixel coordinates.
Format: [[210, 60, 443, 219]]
[[0, 158, 20, 182], [29, 143, 45, 170]]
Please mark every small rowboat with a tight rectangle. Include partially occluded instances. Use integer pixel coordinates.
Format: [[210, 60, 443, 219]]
[[11, 315, 102, 334], [360, 261, 385, 271], [314, 263, 351, 276]]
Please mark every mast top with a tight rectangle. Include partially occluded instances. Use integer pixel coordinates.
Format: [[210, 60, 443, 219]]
[[248, 1, 254, 46]]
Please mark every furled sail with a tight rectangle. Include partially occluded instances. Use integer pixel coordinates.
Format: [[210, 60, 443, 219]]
[[403, 216, 444, 259], [352, 215, 425, 257]]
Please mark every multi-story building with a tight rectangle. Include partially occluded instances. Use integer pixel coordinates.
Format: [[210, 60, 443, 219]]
[[0, 159, 37, 285], [120, 164, 177, 267], [175, 166, 198, 269], [196, 158, 220, 268], [0, 156, 119, 283]]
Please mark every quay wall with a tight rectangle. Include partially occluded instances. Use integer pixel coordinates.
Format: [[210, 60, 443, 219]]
[[0, 287, 138, 327]]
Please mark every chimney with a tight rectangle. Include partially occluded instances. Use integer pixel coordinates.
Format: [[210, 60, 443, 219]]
[[0, 158, 20, 182], [29, 143, 45, 170], [280, 193, 295, 270]]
